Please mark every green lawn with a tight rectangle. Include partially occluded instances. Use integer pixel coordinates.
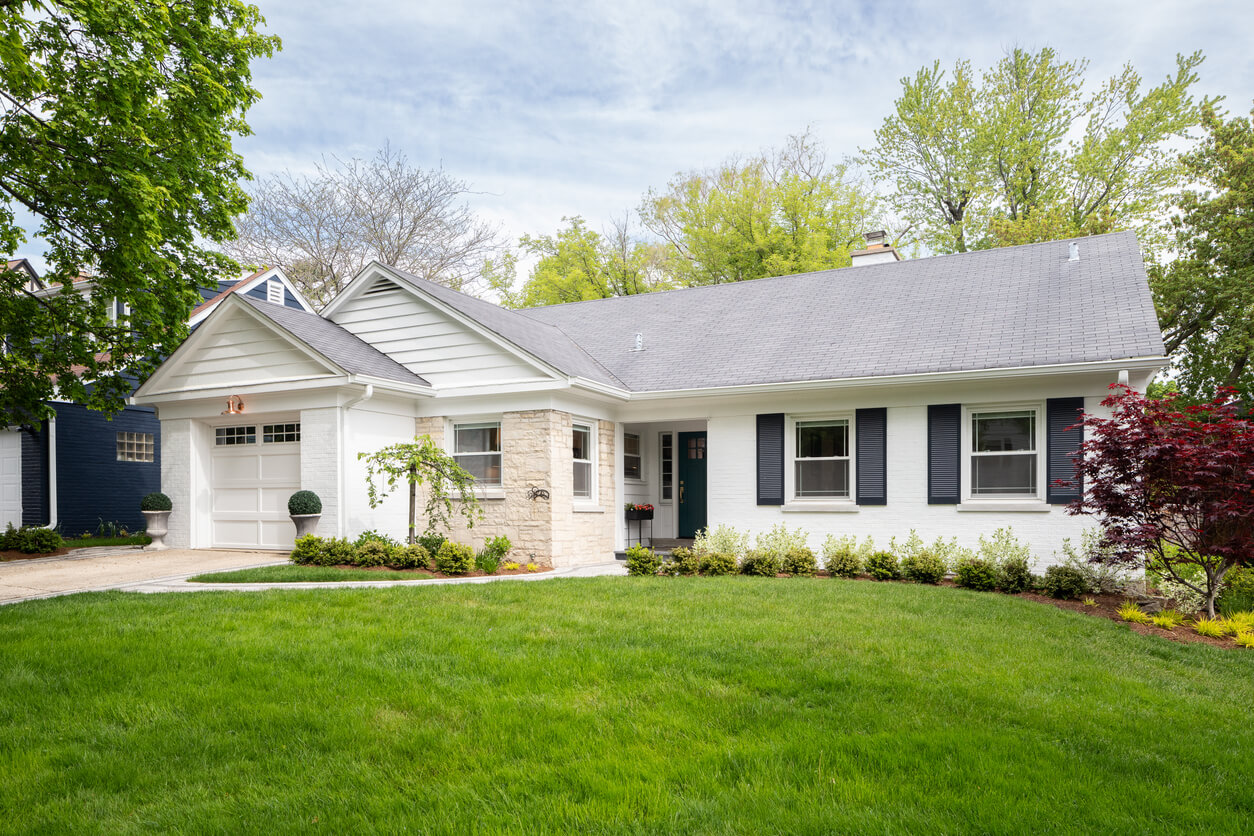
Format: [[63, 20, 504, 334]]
[[68, 534, 152, 549], [1, 579, 1251, 833], [189, 564, 434, 583]]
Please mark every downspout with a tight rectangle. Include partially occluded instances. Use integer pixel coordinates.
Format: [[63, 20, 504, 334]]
[[41, 415, 57, 531], [337, 384, 373, 538]]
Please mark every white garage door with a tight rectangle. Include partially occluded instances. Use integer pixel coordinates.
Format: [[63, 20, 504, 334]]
[[0, 430, 21, 530], [210, 422, 301, 550]]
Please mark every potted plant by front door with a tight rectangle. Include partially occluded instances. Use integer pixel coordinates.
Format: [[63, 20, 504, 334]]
[[141, 492, 172, 550], [288, 490, 322, 537]]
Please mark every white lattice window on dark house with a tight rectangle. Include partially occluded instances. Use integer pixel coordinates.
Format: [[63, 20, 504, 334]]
[[116, 431, 154, 462], [659, 432, 673, 502], [453, 422, 502, 487]]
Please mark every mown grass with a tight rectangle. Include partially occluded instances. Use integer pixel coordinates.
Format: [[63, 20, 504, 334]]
[[1, 578, 1252, 833], [189, 564, 433, 583], [68, 534, 152, 549]]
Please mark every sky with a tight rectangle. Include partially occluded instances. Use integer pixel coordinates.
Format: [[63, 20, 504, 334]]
[[14, 0, 1254, 273]]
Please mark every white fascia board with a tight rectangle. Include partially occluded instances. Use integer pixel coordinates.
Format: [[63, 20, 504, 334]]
[[134, 375, 355, 405], [622, 357, 1169, 401], [347, 374, 435, 397]]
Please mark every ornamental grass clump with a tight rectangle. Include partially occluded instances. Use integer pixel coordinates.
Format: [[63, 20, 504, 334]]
[[865, 551, 900, 581], [782, 547, 817, 577], [1118, 601, 1153, 624], [1192, 616, 1229, 638], [1234, 631, 1254, 649], [435, 541, 475, 575], [954, 557, 997, 591], [1150, 609, 1186, 630]]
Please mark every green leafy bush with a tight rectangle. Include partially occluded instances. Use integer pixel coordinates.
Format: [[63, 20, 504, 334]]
[[667, 547, 701, 576], [393, 544, 430, 570], [355, 529, 400, 548], [287, 490, 322, 515], [140, 492, 172, 512], [1218, 566, 1254, 616], [625, 544, 661, 576], [698, 551, 738, 576], [1, 526, 65, 554], [996, 556, 1035, 593], [417, 532, 447, 556], [822, 535, 866, 578], [755, 523, 809, 564], [482, 535, 511, 559], [321, 538, 355, 566], [1057, 529, 1131, 594], [1043, 565, 1088, 600], [354, 540, 393, 568], [740, 550, 781, 577], [693, 524, 750, 561], [977, 527, 1030, 565], [865, 551, 900, 581], [475, 549, 500, 575], [954, 557, 997, 591], [902, 550, 946, 584], [782, 547, 817, 577], [435, 541, 475, 575], [290, 534, 325, 565]]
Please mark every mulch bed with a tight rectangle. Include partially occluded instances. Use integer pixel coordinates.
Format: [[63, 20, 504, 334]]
[[0, 548, 71, 562], [324, 563, 552, 579]]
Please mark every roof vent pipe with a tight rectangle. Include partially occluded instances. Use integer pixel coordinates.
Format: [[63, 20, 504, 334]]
[[1069, 242, 1080, 262], [633, 333, 644, 352]]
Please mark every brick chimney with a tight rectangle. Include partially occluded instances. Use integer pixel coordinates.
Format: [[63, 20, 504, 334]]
[[849, 230, 902, 266]]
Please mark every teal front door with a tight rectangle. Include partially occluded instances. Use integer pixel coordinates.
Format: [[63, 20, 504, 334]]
[[677, 431, 708, 538]]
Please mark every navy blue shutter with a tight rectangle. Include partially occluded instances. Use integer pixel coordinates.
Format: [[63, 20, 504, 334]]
[[1046, 397, 1085, 504], [855, 408, 887, 505], [756, 413, 785, 505], [928, 404, 961, 504]]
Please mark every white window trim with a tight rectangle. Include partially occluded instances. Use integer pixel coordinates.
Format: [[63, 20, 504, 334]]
[[658, 431, 674, 505], [447, 417, 505, 500], [622, 431, 644, 483], [783, 413, 856, 509], [267, 279, 284, 305], [960, 402, 1048, 507], [572, 418, 598, 508]]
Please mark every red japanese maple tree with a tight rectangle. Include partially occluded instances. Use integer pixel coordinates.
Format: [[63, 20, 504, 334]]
[[1067, 385, 1254, 617]]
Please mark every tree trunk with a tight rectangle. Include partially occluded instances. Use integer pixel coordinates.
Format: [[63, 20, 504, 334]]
[[408, 464, 417, 545]]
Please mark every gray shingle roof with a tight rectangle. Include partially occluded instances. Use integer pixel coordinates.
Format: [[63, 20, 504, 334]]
[[517, 231, 1166, 391], [380, 266, 625, 387], [238, 295, 430, 387]]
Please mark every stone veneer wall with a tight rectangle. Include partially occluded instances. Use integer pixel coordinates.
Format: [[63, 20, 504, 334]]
[[415, 410, 616, 567]]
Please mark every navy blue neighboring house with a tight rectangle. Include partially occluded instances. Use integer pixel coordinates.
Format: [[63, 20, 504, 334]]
[[3, 266, 312, 536]]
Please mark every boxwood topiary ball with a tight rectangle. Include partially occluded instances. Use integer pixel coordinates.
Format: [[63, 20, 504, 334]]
[[287, 490, 322, 515], [140, 492, 172, 512]]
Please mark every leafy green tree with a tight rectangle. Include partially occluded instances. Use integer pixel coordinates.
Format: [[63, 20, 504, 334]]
[[0, 0, 279, 424], [639, 131, 883, 285], [864, 49, 1209, 253], [1151, 104, 1254, 401], [358, 436, 482, 544], [512, 215, 672, 307]]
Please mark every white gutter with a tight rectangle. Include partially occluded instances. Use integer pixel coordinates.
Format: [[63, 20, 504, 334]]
[[336, 384, 373, 538], [40, 415, 57, 531]]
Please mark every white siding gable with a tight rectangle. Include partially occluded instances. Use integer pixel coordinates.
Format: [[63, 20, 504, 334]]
[[157, 306, 338, 392], [329, 278, 553, 388]]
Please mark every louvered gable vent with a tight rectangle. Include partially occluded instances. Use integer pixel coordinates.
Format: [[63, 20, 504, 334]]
[[362, 278, 402, 297]]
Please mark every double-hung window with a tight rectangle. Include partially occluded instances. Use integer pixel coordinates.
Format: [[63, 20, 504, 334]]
[[573, 422, 594, 499], [794, 419, 851, 498], [453, 422, 502, 487], [969, 409, 1038, 497], [623, 432, 642, 481]]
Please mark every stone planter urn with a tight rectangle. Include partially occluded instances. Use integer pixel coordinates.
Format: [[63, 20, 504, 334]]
[[290, 514, 321, 538], [288, 490, 323, 540], [140, 491, 173, 551]]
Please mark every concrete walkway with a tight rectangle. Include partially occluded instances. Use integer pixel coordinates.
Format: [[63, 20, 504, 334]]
[[0, 546, 625, 605]]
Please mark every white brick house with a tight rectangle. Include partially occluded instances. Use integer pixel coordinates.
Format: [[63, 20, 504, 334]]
[[134, 232, 1166, 566]]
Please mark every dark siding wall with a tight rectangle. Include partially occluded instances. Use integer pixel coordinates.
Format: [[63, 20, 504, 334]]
[[243, 280, 304, 310], [20, 424, 49, 526], [52, 403, 161, 535]]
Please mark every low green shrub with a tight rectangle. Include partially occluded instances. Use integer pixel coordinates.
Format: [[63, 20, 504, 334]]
[[1192, 616, 1227, 638], [482, 535, 511, 559], [321, 538, 356, 566], [740, 550, 781, 577], [393, 544, 430, 571], [822, 536, 864, 578], [435, 541, 475, 575], [865, 551, 900, 581], [0, 525, 64, 554], [475, 549, 500, 575], [290, 534, 325, 565], [355, 529, 400, 548], [699, 551, 738, 576], [625, 544, 661, 576], [417, 532, 447, 556], [996, 556, 1035, 593], [1043, 565, 1088, 600], [902, 550, 946, 584], [693, 524, 751, 561], [954, 557, 997, 591], [140, 492, 172, 512], [1219, 566, 1254, 616], [782, 547, 817, 577], [287, 490, 322, 515], [354, 541, 393, 568], [667, 547, 701, 576]]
